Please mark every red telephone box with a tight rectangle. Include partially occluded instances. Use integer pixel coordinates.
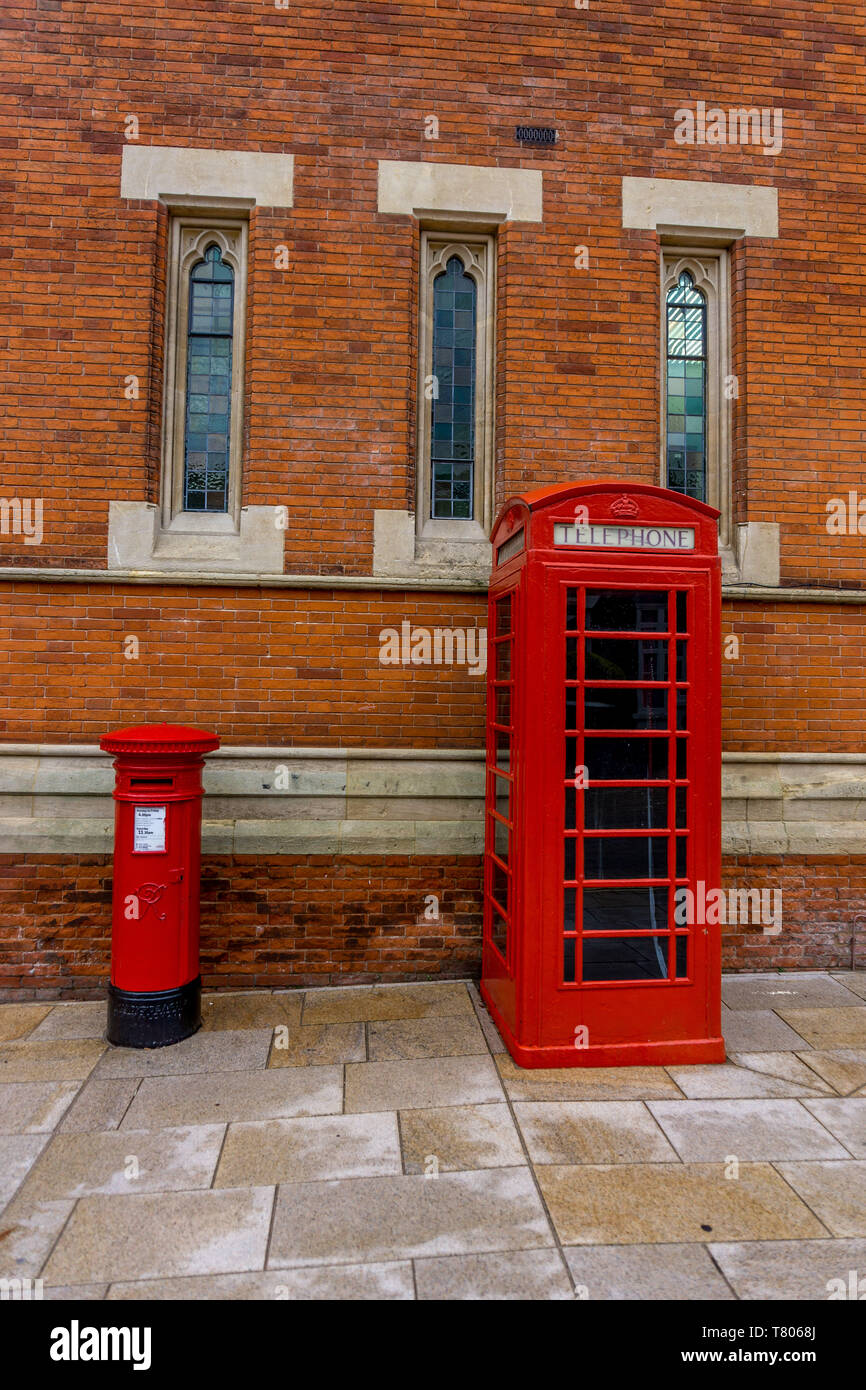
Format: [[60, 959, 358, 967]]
[[99, 724, 219, 1048], [481, 481, 725, 1067]]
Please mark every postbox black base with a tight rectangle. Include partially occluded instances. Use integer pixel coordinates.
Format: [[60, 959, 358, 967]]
[[107, 977, 202, 1049]]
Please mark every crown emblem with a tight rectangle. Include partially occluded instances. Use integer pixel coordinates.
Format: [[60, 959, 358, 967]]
[[610, 494, 639, 518]]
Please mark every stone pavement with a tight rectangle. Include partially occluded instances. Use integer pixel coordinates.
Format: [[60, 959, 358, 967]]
[[1, 972, 865, 1300]]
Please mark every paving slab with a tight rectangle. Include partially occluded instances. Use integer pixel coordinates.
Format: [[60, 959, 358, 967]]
[[0, 1039, 105, 1083], [0, 1004, 53, 1043], [802, 1098, 866, 1157], [200, 992, 302, 1033], [710, 1237, 866, 1300], [266, 1022, 365, 1068], [16, 1125, 225, 1201], [28, 1002, 107, 1041], [563, 1242, 735, 1300], [414, 1248, 573, 1300], [536, 1162, 826, 1244], [796, 1049, 866, 1096], [647, 1099, 849, 1162], [831, 972, 866, 1001], [95, 1029, 272, 1077], [302, 982, 474, 1024], [268, 1167, 554, 1266], [345, 1055, 503, 1112], [515, 1101, 679, 1165], [214, 1113, 402, 1187], [120, 1067, 343, 1129], [367, 1014, 487, 1061], [0, 1081, 81, 1134], [722, 973, 864, 1012], [399, 1103, 525, 1173], [0, 1134, 50, 1208], [667, 1054, 834, 1100], [775, 1008, 866, 1050], [43, 1187, 275, 1285], [775, 1160, 866, 1237], [495, 1054, 682, 1101], [0, 1198, 75, 1279], [57, 1078, 139, 1133], [720, 1010, 811, 1053], [106, 1263, 415, 1300], [43, 1284, 108, 1300]]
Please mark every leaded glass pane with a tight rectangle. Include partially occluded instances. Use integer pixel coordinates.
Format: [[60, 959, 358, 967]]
[[430, 256, 476, 519], [183, 244, 233, 512], [665, 271, 707, 502]]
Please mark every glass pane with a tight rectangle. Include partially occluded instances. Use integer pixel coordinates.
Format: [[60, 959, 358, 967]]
[[564, 836, 576, 881], [183, 244, 233, 514], [566, 589, 578, 629], [676, 836, 687, 878], [584, 688, 667, 731], [496, 594, 512, 636], [666, 272, 707, 502], [491, 859, 508, 914], [675, 936, 688, 977], [430, 256, 477, 519], [584, 738, 669, 781], [585, 639, 667, 683], [676, 787, 688, 828], [676, 739, 688, 779], [585, 786, 668, 829], [491, 907, 507, 961], [495, 642, 511, 679], [494, 775, 510, 824], [493, 817, 509, 866], [585, 591, 668, 632], [676, 689, 688, 730], [563, 935, 576, 983], [495, 688, 511, 725], [582, 935, 669, 982], [584, 837, 669, 881], [583, 887, 669, 933], [676, 591, 688, 632]]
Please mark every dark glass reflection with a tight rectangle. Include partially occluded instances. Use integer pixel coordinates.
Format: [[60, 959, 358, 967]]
[[585, 590, 668, 632], [676, 787, 687, 827], [676, 640, 688, 681], [583, 886, 669, 933], [585, 786, 668, 829], [676, 591, 688, 632], [585, 639, 667, 683], [675, 935, 688, 977], [566, 589, 578, 630], [582, 935, 669, 981], [585, 688, 667, 730], [585, 737, 669, 781], [676, 836, 687, 878], [676, 739, 688, 779], [676, 689, 688, 730], [584, 837, 669, 881], [564, 936, 576, 982]]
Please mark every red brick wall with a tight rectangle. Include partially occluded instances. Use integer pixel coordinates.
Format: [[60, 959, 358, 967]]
[[2, 852, 863, 999], [1, 583, 865, 752], [1, 2, 865, 583]]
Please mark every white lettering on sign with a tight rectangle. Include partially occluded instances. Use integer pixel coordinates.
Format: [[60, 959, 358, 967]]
[[133, 805, 166, 853], [553, 522, 696, 551]]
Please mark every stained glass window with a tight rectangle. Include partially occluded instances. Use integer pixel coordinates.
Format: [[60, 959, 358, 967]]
[[430, 255, 476, 519], [183, 244, 234, 512], [665, 270, 707, 502]]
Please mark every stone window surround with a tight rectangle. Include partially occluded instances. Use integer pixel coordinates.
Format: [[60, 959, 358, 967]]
[[624, 175, 781, 586], [660, 244, 731, 551], [374, 160, 544, 584], [112, 146, 293, 574], [416, 231, 496, 550]]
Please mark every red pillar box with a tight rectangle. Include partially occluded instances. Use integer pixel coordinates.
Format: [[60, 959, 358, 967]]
[[99, 724, 220, 1048], [481, 481, 725, 1068]]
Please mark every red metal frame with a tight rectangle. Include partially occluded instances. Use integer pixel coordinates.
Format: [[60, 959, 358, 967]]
[[481, 481, 725, 1067]]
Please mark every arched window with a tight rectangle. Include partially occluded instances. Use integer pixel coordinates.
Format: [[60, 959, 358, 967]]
[[183, 243, 235, 512], [430, 255, 477, 519], [665, 269, 707, 502]]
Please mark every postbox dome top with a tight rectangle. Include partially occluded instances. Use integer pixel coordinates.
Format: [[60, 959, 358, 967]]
[[99, 724, 221, 756]]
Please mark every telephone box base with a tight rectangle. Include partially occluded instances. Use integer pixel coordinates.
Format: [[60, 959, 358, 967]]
[[481, 985, 726, 1069], [107, 976, 202, 1049]]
